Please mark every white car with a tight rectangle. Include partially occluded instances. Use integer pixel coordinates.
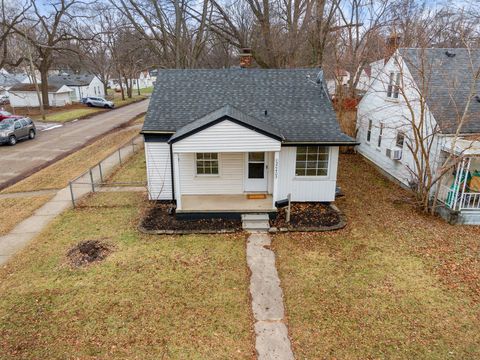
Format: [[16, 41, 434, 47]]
[[84, 97, 114, 109]]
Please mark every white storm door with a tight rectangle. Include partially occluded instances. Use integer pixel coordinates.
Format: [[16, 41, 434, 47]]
[[244, 152, 268, 192]]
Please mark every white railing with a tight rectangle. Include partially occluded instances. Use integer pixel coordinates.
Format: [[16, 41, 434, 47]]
[[459, 192, 480, 210]]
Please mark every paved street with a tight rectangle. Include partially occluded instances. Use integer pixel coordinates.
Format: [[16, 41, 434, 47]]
[[0, 99, 149, 189]]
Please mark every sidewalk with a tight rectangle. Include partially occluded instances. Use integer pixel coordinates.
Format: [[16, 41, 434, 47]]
[[0, 137, 142, 266]]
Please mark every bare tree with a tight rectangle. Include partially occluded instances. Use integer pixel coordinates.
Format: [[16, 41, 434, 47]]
[[13, 0, 89, 108], [0, 0, 30, 68]]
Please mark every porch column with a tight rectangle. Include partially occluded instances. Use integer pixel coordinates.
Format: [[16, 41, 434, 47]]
[[272, 151, 280, 208], [173, 152, 182, 210]]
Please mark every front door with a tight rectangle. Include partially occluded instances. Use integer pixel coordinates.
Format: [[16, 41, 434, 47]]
[[244, 152, 268, 192]]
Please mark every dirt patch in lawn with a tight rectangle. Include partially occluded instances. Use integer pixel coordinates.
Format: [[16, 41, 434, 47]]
[[67, 240, 112, 267], [140, 202, 242, 233], [271, 202, 342, 229]]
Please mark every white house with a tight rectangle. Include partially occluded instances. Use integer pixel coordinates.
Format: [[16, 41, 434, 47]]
[[48, 73, 104, 101], [141, 69, 355, 217], [0, 69, 38, 98], [110, 70, 155, 92], [356, 48, 480, 224], [9, 83, 74, 107]]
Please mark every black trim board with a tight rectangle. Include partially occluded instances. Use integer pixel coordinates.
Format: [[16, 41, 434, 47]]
[[143, 133, 173, 142], [168, 116, 284, 144]]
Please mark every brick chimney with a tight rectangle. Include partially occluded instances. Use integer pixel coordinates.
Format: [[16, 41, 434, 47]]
[[385, 35, 400, 62], [240, 48, 253, 68]]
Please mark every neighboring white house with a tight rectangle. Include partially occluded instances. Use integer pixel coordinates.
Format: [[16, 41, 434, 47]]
[[110, 70, 155, 92], [48, 73, 104, 101], [9, 83, 74, 107], [356, 48, 480, 224], [141, 69, 355, 217], [0, 69, 38, 98]]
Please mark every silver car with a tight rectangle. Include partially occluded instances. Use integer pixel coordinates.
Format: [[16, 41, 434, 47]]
[[85, 97, 114, 109], [0, 118, 36, 146]]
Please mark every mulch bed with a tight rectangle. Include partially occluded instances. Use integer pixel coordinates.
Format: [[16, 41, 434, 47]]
[[271, 202, 344, 231], [139, 201, 242, 234], [67, 240, 112, 267]]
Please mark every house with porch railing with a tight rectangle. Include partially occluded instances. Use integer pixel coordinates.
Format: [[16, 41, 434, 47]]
[[356, 48, 480, 224]]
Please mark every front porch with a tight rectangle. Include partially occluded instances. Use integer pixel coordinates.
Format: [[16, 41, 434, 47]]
[[179, 194, 275, 212], [437, 140, 480, 224]]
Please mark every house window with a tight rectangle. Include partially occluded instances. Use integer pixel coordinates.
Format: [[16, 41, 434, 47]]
[[295, 146, 329, 176], [196, 153, 219, 175], [396, 132, 405, 148], [387, 72, 401, 98], [366, 119, 372, 142], [377, 123, 384, 148]]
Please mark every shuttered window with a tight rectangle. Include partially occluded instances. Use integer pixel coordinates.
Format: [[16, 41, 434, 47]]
[[196, 153, 219, 175], [295, 146, 329, 176]]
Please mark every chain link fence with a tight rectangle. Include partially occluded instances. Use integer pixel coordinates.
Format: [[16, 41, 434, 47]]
[[68, 135, 145, 207]]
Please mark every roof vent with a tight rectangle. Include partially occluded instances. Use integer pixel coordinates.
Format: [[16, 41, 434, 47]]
[[445, 50, 456, 58]]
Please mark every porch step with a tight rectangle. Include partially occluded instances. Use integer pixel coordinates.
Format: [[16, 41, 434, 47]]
[[242, 213, 270, 231]]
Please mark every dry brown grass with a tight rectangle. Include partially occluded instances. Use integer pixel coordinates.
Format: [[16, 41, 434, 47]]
[[0, 195, 54, 236], [2, 127, 141, 193], [274, 154, 480, 359], [0, 192, 254, 359]]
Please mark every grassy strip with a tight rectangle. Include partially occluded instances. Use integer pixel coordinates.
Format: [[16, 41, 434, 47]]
[[0, 192, 253, 359], [0, 195, 54, 236], [107, 150, 146, 185], [33, 108, 104, 123], [274, 154, 480, 359], [1, 127, 141, 193]]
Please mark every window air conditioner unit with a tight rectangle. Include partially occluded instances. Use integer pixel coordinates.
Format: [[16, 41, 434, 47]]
[[386, 147, 402, 160]]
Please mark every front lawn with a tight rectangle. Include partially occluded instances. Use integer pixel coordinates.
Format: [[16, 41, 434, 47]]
[[0, 192, 253, 359], [274, 154, 480, 359], [34, 107, 103, 123]]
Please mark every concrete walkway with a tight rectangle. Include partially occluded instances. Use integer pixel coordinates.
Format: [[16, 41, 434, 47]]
[[247, 232, 294, 359], [0, 137, 142, 267]]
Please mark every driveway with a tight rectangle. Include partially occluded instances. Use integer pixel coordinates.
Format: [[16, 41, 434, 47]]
[[0, 99, 149, 189]]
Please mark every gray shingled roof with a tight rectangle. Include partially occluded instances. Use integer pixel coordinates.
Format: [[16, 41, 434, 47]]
[[169, 105, 284, 142], [399, 48, 480, 134], [48, 73, 95, 87], [142, 69, 355, 143]]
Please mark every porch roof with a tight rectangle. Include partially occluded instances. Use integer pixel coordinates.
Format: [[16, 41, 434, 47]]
[[442, 139, 480, 156], [169, 105, 284, 143]]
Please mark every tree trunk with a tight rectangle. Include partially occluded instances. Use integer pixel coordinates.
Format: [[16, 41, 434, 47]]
[[39, 65, 50, 108]]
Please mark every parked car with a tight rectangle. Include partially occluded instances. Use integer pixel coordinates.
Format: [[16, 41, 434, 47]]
[[0, 110, 22, 121], [84, 97, 114, 109], [0, 117, 36, 145]]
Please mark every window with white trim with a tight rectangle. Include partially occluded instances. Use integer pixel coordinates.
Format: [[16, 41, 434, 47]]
[[387, 72, 401, 98], [196, 153, 219, 175], [295, 146, 329, 176], [377, 122, 384, 148], [366, 119, 372, 142]]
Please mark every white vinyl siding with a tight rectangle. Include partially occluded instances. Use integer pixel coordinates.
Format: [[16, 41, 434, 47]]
[[277, 146, 338, 202], [172, 120, 281, 153], [179, 152, 244, 194], [145, 142, 172, 200]]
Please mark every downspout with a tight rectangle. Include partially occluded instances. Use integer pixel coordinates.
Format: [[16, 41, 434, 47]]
[[170, 143, 175, 202]]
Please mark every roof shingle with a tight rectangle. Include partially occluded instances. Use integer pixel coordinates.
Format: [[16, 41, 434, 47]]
[[142, 69, 354, 143]]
